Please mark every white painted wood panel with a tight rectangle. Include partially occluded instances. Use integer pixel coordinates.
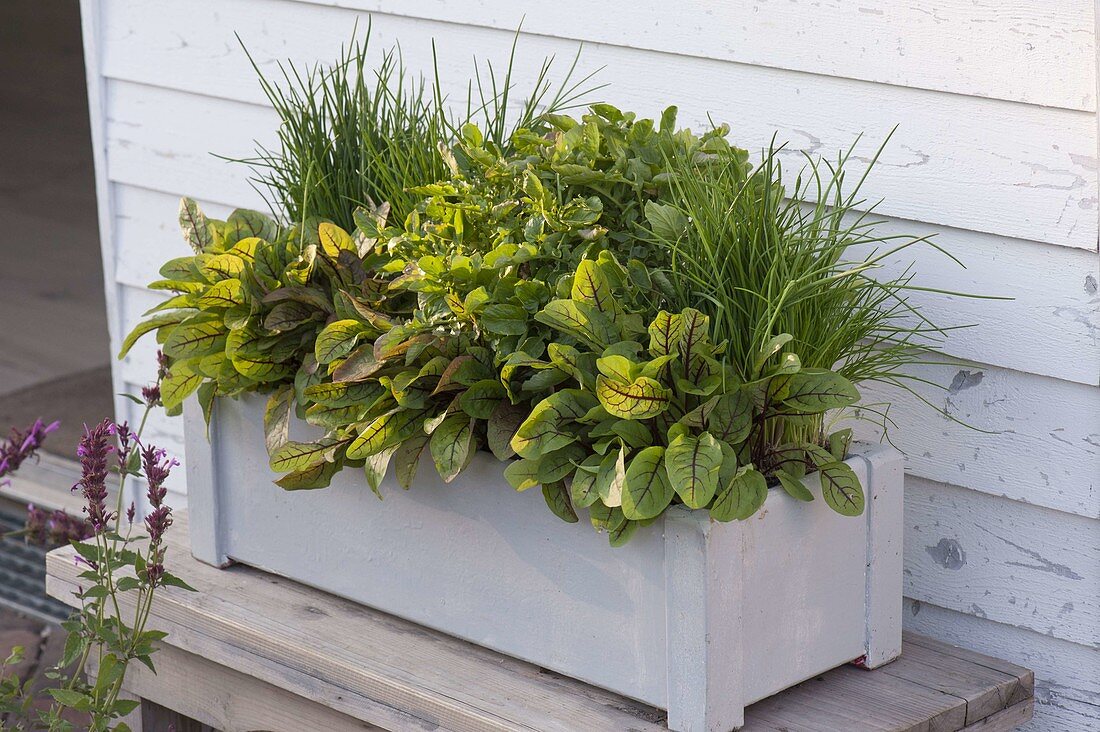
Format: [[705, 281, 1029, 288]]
[[109, 184, 1100, 385], [903, 601, 1100, 731], [853, 362, 1100, 519], [80, 1, 1100, 727], [96, 4, 1099, 249], [103, 0, 1098, 112], [903, 477, 1099, 648]]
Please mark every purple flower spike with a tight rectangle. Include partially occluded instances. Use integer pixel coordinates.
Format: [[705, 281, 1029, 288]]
[[73, 419, 115, 532], [0, 418, 59, 485]]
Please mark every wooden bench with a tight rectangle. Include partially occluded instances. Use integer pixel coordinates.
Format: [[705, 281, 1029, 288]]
[[44, 512, 1033, 731]]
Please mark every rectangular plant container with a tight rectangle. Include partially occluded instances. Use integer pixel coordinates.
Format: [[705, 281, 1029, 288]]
[[185, 395, 903, 731]]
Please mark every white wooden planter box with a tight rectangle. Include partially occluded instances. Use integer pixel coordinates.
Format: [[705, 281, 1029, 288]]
[[185, 395, 903, 731]]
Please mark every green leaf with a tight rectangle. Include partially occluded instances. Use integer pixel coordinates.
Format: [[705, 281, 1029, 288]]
[[645, 200, 689, 242], [227, 208, 277, 242], [197, 278, 244, 309], [819, 461, 865, 516], [622, 446, 673, 520], [535, 299, 619, 349], [265, 301, 317, 333], [364, 446, 397, 497], [711, 466, 768, 521], [304, 380, 385, 408], [318, 222, 356, 257], [665, 432, 723, 509], [537, 443, 586, 483], [263, 386, 294, 457], [179, 197, 213, 253], [48, 688, 91, 709], [776, 470, 814, 502], [430, 415, 475, 482], [160, 363, 203, 410], [569, 454, 603, 508], [781, 368, 859, 413], [315, 319, 367, 364], [480, 303, 529, 335], [828, 428, 853, 461], [608, 519, 639, 547], [118, 310, 194, 358], [753, 333, 794, 376], [346, 408, 425, 459], [163, 316, 226, 359], [542, 480, 579, 523], [510, 389, 596, 459], [504, 458, 541, 491], [681, 391, 753, 445], [393, 434, 430, 488], [547, 342, 594, 387], [269, 438, 347, 472], [595, 375, 671, 420], [596, 355, 637, 383], [487, 400, 527, 461], [160, 572, 198, 591], [596, 445, 627, 507], [201, 252, 246, 280], [571, 259, 615, 315], [459, 380, 506, 419], [275, 460, 341, 490], [332, 344, 384, 382]]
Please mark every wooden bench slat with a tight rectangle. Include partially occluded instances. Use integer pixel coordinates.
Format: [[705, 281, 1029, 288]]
[[878, 639, 1025, 724], [44, 511, 1033, 732]]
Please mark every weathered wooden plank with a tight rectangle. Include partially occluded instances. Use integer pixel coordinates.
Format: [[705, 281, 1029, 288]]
[[880, 636, 1027, 725], [958, 700, 1035, 731], [98, 32, 1097, 249], [741, 664, 968, 731], [118, 644, 382, 731], [904, 600, 1100, 732], [902, 632, 1034, 704], [46, 512, 1035, 732], [45, 516, 671, 732], [853, 363, 1100, 519], [903, 480, 1100, 648], [109, 184, 1100, 386], [101, 0, 1096, 112]]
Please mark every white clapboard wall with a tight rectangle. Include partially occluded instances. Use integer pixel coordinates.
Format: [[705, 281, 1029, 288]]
[[79, 1, 1099, 728]]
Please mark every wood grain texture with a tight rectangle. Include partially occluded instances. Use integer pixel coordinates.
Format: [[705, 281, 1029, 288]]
[[903, 479, 1099, 648], [853, 362, 1100, 519], [95, 11, 1098, 249], [119, 644, 381, 731], [904, 600, 1100, 732], [959, 700, 1035, 731], [44, 520, 1033, 732], [101, 0, 1097, 112]]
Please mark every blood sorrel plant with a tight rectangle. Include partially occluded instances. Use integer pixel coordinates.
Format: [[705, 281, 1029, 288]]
[[0, 367, 192, 731], [259, 105, 741, 491], [502, 251, 863, 543]]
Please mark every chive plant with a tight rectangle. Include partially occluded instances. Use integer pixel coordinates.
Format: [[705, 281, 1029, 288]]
[[650, 141, 967, 449], [240, 24, 599, 230]]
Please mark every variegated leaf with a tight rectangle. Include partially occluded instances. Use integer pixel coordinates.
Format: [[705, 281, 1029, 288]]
[[622, 446, 674, 520], [595, 375, 671, 420]]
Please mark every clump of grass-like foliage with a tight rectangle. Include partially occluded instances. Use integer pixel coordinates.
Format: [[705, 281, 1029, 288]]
[[646, 139, 964, 455], [241, 23, 597, 230]]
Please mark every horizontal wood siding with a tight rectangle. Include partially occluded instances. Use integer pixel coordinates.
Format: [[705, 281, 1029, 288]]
[[81, 1, 1100, 728]]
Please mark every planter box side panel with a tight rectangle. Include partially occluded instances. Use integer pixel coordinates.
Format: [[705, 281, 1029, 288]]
[[738, 453, 872, 704], [194, 395, 672, 707]]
